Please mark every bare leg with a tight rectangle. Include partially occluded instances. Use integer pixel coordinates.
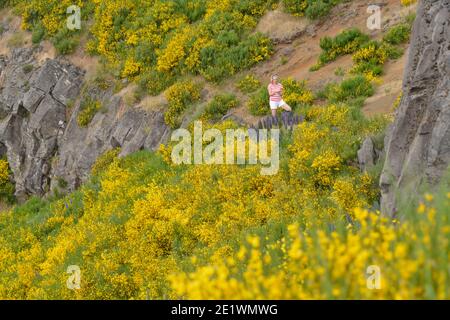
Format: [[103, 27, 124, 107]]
[[281, 103, 292, 112], [271, 109, 277, 117]]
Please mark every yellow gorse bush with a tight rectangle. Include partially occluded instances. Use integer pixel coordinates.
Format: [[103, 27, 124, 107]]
[[0, 159, 15, 203], [352, 45, 388, 65], [281, 78, 314, 106], [0, 159, 9, 184], [170, 194, 450, 300], [164, 81, 201, 128], [350, 43, 389, 82], [157, 27, 193, 73], [401, 0, 417, 6], [2, 0, 447, 301], [0, 98, 396, 299], [15, 0, 274, 86], [18, 0, 85, 34], [122, 59, 142, 78]]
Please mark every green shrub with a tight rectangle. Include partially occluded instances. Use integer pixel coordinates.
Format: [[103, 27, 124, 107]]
[[22, 64, 33, 74], [381, 42, 404, 60], [351, 61, 383, 77], [305, 0, 336, 19], [350, 41, 388, 76], [283, 0, 343, 20], [313, 28, 369, 69], [31, 23, 45, 44], [405, 12, 416, 26], [248, 87, 270, 116], [0, 0, 10, 9], [52, 27, 79, 55], [11, 0, 277, 93], [235, 0, 278, 18], [200, 33, 273, 83], [56, 177, 68, 189], [203, 94, 239, 121], [164, 81, 201, 128], [324, 75, 374, 103], [334, 67, 345, 76], [383, 23, 411, 45], [173, 0, 207, 23], [138, 70, 175, 96], [77, 97, 102, 128], [237, 75, 261, 94]]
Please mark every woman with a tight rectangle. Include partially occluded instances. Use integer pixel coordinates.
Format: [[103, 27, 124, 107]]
[[267, 74, 292, 117]]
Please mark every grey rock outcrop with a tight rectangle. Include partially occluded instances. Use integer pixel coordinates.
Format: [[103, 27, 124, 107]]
[[0, 47, 170, 199], [380, 0, 450, 216], [0, 48, 83, 199], [357, 137, 376, 172], [50, 93, 170, 192]]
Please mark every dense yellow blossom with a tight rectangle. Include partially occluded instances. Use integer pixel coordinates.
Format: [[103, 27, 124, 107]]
[[0, 160, 9, 184], [121, 59, 142, 78], [164, 81, 201, 128], [2, 0, 447, 301], [401, 0, 417, 6], [170, 198, 449, 299], [0, 96, 397, 299]]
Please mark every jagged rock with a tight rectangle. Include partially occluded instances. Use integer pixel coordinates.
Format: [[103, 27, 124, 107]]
[[357, 137, 375, 171], [0, 46, 170, 199], [29, 60, 64, 93], [10, 48, 34, 65], [282, 47, 295, 57], [0, 55, 7, 75], [51, 64, 85, 105], [143, 112, 171, 151], [50, 92, 170, 193], [305, 25, 317, 38], [0, 47, 83, 197], [22, 87, 45, 113], [380, 0, 450, 216]]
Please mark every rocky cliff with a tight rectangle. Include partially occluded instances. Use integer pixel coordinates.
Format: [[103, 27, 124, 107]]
[[380, 0, 450, 216], [0, 47, 169, 200]]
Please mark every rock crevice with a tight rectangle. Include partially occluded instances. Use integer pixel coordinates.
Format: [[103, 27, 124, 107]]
[[380, 0, 450, 216]]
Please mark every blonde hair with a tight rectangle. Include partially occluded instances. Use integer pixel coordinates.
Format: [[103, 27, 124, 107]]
[[271, 74, 279, 81]]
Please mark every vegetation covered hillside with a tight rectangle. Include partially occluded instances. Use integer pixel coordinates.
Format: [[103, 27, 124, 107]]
[[1, 0, 449, 300], [5, 0, 344, 87], [0, 105, 448, 299]]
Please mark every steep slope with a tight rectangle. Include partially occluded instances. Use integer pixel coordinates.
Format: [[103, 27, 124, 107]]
[[380, 0, 450, 216], [0, 1, 449, 301], [0, 1, 416, 201], [248, 0, 412, 117]]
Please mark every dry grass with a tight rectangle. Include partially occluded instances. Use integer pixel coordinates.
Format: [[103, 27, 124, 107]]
[[256, 9, 309, 43]]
